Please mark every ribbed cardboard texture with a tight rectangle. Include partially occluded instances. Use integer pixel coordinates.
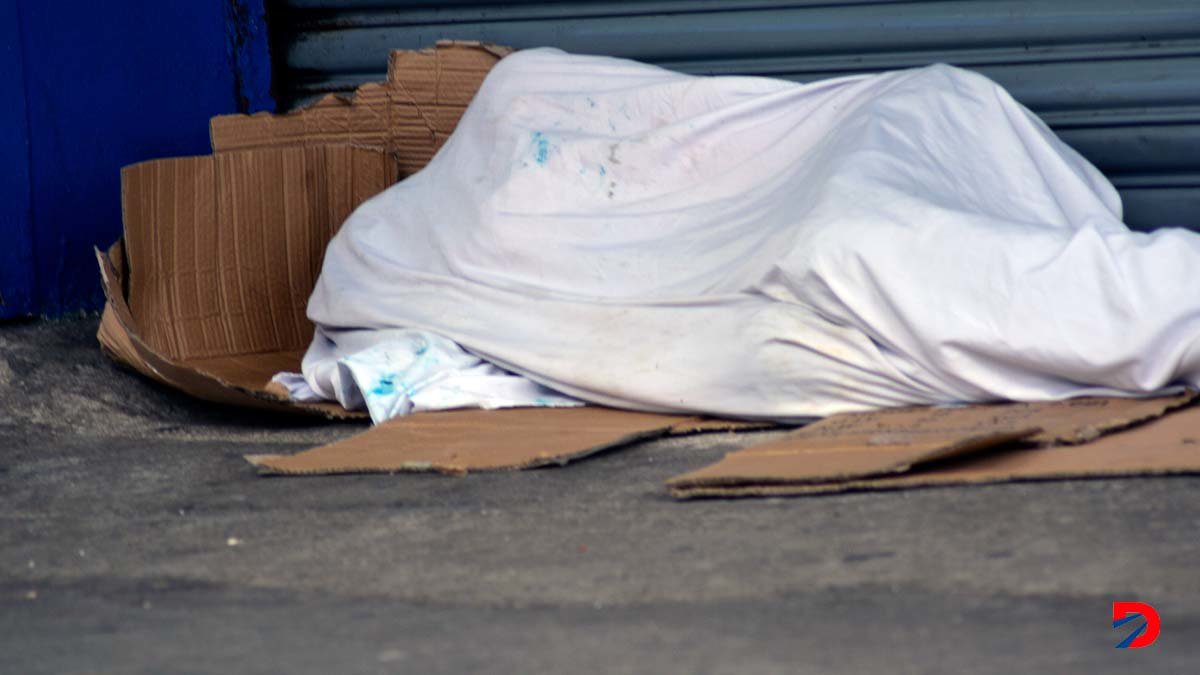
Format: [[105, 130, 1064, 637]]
[[97, 144, 398, 417], [668, 392, 1198, 499], [210, 41, 511, 177], [246, 408, 773, 476], [97, 41, 506, 415]]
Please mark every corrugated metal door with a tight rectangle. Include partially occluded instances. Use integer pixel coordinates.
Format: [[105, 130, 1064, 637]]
[[270, 0, 1200, 231]]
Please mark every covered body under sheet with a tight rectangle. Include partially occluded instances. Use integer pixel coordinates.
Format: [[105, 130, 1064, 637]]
[[292, 48, 1200, 421]]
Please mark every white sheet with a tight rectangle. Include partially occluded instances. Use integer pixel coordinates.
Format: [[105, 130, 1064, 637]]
[[295, 48, 1200, 421]]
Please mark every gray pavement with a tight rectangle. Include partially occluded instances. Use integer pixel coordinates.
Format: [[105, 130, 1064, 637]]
[[2, 316, 1197, 674]]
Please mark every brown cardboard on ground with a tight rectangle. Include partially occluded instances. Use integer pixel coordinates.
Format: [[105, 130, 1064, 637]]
[[674, 404, 1200, 499], [246, 408, 772, 476], [668, 393, 1198, 499]]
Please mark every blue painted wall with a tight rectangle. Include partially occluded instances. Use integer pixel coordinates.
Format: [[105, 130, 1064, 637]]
[[0, 0, 34, 317], [0, 0, 272, 319]]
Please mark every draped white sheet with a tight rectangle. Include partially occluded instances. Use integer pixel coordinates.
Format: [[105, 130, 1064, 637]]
[[291, 48, 1200, 421]]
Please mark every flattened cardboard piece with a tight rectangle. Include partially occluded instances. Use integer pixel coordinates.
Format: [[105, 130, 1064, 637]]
[[97, 144, 397, 418], [673, 403, 1200, 499], [246, 407, 726, 476], [667, 393, 1196, 498], [210, 41, 511, 177]]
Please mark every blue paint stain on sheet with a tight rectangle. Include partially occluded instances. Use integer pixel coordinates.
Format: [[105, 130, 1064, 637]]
[[372, 375, 396, 396], [531, 131, 550, 165], [599, 165, 607, 176], [587, 97, 597, 108]]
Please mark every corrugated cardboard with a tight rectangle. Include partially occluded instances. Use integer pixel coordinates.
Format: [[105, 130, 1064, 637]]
[[246, 408, 773, 476], [673, 406, 1200, 499], [97, 145, 398, 417], [97, 41, 507, 416], [667, 393, 1198, 499], [209, 41, 511, 177]]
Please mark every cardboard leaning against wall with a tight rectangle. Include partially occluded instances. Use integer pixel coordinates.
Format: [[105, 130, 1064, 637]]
[[97, 41, 510, 418]]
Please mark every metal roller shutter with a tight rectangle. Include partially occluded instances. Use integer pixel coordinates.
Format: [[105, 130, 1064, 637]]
[[269, 0, 1200, 231]]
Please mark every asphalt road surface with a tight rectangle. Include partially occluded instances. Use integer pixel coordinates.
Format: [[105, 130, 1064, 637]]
[[2, 316, 1197, 674]]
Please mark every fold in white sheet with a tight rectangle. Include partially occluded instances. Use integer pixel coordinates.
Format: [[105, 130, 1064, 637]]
[[286, 48, 1200, 422], [273, 330, 581, 424]]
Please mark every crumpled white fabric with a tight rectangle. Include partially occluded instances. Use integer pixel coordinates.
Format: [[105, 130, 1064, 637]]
[[291, 48, 1200, 422], [274, 329, 582, 423]]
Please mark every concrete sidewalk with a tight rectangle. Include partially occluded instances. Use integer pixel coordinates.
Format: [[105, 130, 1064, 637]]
[[2, 316, 1197, 674]]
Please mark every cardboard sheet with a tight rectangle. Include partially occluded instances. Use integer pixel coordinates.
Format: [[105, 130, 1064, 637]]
[[674, 404, 1200, 498], [210, 41, 509, 177], [99, 42, 503, 418], [246, 408, 769, 476], [668, 393, 1197, 498], [97, 144, 397, 417]]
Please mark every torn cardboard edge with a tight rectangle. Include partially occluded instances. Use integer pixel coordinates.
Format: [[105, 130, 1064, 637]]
[[245, 408, 778, 476], [210, 40, 512, 177], [667, 392, 1198, 499]]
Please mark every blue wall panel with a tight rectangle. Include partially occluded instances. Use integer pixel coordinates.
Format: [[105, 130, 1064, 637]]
[[1, 1, 273, 319], [0, 0, 34, 317]]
